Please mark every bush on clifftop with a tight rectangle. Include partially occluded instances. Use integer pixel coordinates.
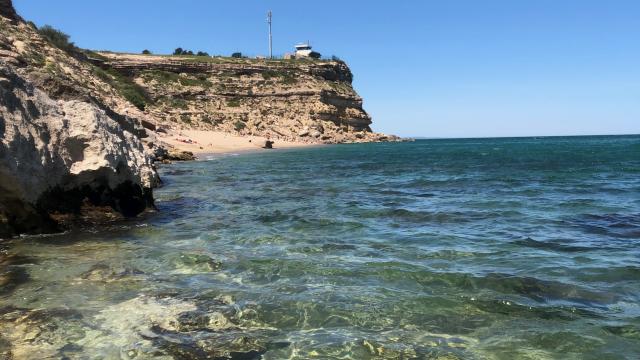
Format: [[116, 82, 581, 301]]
[[38, 25, 77, 53], [174, 48, 208, 56]]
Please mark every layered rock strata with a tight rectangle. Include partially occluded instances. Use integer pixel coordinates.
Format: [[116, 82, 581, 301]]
[[97, 53, 394, 143]]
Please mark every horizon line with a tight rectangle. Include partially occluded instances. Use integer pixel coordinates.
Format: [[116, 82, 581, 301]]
[[407, 133, 639, 140]]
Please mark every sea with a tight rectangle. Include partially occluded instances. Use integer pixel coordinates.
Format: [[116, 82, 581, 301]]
[[1, 135, 639, 359]]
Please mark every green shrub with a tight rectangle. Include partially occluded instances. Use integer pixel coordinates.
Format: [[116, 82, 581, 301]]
[[24, 51, 46, 67], [84, 50, 108, 61], [38, 25, 76, 53], [142, 70, 211, 87], [142, 49, 152, 55], [180, 114, 192, 124], [142, 70, 180, 84], [179, 75, 212, 87], [261, 70, 297, 84], [231, 52, 243, 58], [261, 70, 277, 80], [234, 120, 246, 131], [93, 67, 149, 111], [161, 97, 188, 109], [202, 115, 218, 125], [227, 98, 241, 107], [173, 48, 197, 56], [281, 74, 297, 85], [196, 51, 209, 57], [120, 86, 148, 111]]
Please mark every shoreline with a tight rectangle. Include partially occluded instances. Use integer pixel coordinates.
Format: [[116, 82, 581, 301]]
[[194, 143, 327, 160], [158, 129, 319, 156]]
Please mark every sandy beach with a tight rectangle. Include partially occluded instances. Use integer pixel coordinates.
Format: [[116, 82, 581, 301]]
[[158, 130, 316, 155]]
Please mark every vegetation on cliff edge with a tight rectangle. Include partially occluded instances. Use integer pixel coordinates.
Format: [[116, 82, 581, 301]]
[[93, 67, 149, 110]]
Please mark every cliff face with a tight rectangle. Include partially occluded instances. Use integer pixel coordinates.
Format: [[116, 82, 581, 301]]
[[97, 53, 390, 143], [0, 0, 394, 237], [0, 3, 159, 237]]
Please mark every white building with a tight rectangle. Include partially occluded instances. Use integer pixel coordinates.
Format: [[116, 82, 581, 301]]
[[294, 43, 321, 59]]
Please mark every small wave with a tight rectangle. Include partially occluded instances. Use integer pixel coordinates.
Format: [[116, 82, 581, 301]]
[[468, 297, 604, 321], [255, 210, 295, 223], [160, 168, 194, 176], [362, 208, 521, 225], [575, 266, 640, 283], [566, 213, 640, 238], [255, 211, 365, 232], [476, 273, 617, 306], [602, 324, 640, 340], [513, 237, 594, 253], [367, 266, 617, 306]]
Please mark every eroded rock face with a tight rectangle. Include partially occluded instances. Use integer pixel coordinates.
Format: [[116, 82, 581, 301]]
[[0, 63, 158, 237], [0, 1, 160, 237]]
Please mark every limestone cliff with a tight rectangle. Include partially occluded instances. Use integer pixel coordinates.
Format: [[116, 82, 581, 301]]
[[0, 0, 395, 237], [0, 1, 159, 237], [96, 53, 394, 143]]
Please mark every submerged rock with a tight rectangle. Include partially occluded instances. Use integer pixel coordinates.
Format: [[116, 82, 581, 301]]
[[152, 330, 272, 360], [79, 263, 144, 282], [174, 310, 236, 332], [166, 149, 197, 161], [0, 307, 86, 359], [0, 251, 35, 294], [171, 253, 223, 274]]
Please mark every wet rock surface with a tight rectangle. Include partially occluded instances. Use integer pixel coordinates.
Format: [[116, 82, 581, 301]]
[[170, 253, 223, 274], [0, 292, 286, 359]]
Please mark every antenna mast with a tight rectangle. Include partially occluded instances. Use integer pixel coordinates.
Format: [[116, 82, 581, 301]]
[[267, 11, 273, 59]]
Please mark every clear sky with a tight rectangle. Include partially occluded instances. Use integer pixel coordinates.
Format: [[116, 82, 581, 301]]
[[14, 0, 640, 138]]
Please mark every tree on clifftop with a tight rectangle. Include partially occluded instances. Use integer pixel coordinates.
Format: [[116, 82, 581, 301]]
[[142, 49, 152, 54], [173, 47, 184, 55]]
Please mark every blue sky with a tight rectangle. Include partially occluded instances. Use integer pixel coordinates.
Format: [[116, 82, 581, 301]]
[[14, 0, 640, 138]]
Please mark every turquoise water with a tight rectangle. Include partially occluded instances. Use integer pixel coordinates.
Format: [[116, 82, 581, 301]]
[[2, 135, 640, 359]]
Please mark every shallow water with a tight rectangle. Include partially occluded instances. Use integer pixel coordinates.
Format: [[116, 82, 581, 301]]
[[2, 135, 640, 359]]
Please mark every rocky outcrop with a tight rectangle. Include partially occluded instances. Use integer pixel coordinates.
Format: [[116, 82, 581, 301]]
[[0, 2, 159, 237], [96, 53, 393, 143], [0, 0, 19, 22], [0, 63, 158, 237]]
